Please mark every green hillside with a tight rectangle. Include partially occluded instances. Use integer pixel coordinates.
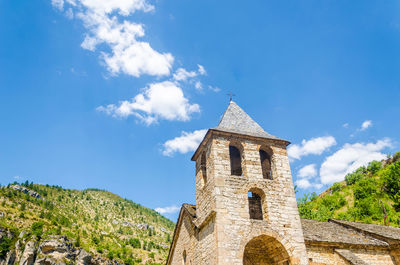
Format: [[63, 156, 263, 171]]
[[0, 183, 175, 264], [297, 152, 400, 227]]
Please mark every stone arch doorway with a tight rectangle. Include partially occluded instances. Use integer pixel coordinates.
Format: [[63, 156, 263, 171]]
[[243, 235, 290, 265]]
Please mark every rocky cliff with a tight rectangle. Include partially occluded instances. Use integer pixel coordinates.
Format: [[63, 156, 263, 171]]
[[1, 228, 119, 265]]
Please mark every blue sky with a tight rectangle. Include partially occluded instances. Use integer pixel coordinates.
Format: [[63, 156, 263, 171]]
[[1, 0, 400, 221]]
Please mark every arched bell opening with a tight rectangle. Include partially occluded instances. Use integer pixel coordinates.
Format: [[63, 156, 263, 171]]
[[229, 142, 244, 176], [259, 146, 273, 180]]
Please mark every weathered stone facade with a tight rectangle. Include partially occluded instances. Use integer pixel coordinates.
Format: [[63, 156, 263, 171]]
[[166, 101, 400, 265]]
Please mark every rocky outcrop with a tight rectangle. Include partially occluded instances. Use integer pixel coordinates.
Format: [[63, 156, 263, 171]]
[[19, 240, 36, 265], [9, 186, 43, 201], [76, 250, 92, 265], [0, 229, 121, 265], [40, 236, 71, 255], [3, 249, 16, 265]]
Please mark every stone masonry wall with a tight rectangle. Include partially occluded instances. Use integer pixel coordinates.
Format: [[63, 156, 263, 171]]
[[168, 212, 217, 265], [305, 244, 396, 265], [195, 216, 218, 264], [195, 139, 215, 225], [354, 248, 396, 265], [209, 133, 309, 265], [169, 215, 196, 265]]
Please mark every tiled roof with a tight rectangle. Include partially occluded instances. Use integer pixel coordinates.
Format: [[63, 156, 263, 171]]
[[301, 219, 388, 246], [215, 101, 282, 140], [330, 219, 400, 242]]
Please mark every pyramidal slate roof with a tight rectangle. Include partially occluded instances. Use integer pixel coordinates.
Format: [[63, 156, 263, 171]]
[[215, 101, 282, 140]]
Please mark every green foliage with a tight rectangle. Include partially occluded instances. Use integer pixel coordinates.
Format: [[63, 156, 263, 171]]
[[331, 182, 342, 193], [345, 167, 366, 185], [353, 178, 378, 200], [298, 157, 400, 226], [382, 161, 400, 211], [31, 221, 44, 239], [367, 160, 382, 175], [128, 238, 141, 249], [92, 236, 100, 245], [107, 250, 115, 260], [0, 182, 175, 264], [0, 236, 12, 258]]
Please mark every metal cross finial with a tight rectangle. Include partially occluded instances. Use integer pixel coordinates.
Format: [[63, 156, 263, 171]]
[[227, 91, 236, 102]]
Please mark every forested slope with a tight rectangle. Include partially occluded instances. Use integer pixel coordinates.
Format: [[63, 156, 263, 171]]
[[298, 152, 400, 227], [0, 183, 174, 265]]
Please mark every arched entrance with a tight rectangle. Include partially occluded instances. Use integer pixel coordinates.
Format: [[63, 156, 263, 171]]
[[243, 235, 290, 265]]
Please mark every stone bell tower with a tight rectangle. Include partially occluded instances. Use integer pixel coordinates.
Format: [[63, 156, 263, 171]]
[[191, 101, 308, 265], [167, 101, 308, 265]]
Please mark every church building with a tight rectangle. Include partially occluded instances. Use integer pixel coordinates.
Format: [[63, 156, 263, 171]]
[[166, 101, 400, 265]]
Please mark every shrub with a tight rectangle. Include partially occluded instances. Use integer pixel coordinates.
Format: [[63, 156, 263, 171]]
[[382, 161, 400, 210], [0, 236, 11, 258], [331, 182, 342, 193], [96, 246, 103, 253], [367, 160, 382, 175], [345, 167, 366, 185], [31, 221, 44, 239], [353, 178, 378, 201], [128, 238, 141, 249], [92, 236, 100, 245], [107, 250, 115, 260]]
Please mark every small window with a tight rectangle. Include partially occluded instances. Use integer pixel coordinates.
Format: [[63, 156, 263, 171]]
[[260, 149, 272, 180], [229, 145, 242, 176], [183, 250, 187, 265], [248, 192, 263, 220], [200, 152, 207, 184]]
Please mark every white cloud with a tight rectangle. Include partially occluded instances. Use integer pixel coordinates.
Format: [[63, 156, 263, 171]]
[[208, 85, 221, 92], [288, 136, 337, 160], [78, 0, 154, 15], [197, 64, 206, 75], [342, 123, 349, 128], [296, 179, 311, 189], [53, 0, 174, 77], [65, 8, 74, 19], [52, 0, 64, 10], [195, 81, 203, 91], [314, 183, 323, 189], [173, 68, 197, 81], [162, 129, 207, 156], [173, 65, 206, 82], [296, 164, 323, 190], [295, 179, 323, 190], [320, 138, 392, 185], [97, 81, 200, 125], [54, 0, 209, 126], [13, 176, 21, 180], [78, 11, 173, 77], [360, 120, 372, 131], [298, 164, 317, 179], [155, 205, 180, 214]]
